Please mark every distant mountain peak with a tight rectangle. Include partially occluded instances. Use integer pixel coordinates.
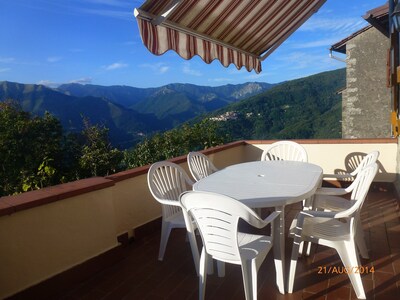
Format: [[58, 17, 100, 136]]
[[152, 86, 174, 97], [231, 82, 265, 99]]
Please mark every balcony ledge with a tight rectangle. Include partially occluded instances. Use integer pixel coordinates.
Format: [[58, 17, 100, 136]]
[[0, 177, 114, 216]]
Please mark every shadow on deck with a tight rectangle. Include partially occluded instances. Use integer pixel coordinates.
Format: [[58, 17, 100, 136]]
[[18, 186, 400, 300]]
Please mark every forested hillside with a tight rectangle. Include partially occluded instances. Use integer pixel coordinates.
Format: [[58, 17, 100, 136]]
[[0, 69, 346, 195], [0, 81, 273, 148], [208, 68, 345, 140], [1, 68, 345, 150], [0, 81, 163, 148], [58, 82, 274, 127]]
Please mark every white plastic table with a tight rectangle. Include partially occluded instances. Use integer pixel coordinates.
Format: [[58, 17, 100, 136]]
[[193, 160, 323, 294]]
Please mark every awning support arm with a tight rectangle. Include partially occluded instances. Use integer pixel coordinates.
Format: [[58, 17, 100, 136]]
[[150, 0, 182, 26]]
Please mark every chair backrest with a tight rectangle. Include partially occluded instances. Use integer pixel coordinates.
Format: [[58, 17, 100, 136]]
[[187, 152, 218, 181], [340, 151, 380, 192], [261, 141, 308, 162], [336, 163, 378, 219], [148, 161, 194, 218], [348, 150, 380, 177], [180, 191, 267, 264]]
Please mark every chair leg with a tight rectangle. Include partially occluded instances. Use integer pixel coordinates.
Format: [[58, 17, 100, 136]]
[[241, 259, 257, 300], [187, 230, 200, 275], [158, 221, 172, 261], [298, 241, 304, 255], [305, 241, 312, 256], [199, 248, 208, 300], [217, 261, 225, 277], [207, 258, 214, 275], [288, 237, 302, 293], [336, 241, 366, 299], [355, 221, 369, 259]]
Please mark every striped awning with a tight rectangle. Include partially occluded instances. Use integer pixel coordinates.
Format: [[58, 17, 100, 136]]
[[134, 0, 326, 73]]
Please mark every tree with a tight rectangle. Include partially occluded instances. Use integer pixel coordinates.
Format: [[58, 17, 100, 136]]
[[0, 101, 226, 195], [0, 101, 63, 195], [124, 119, 226, 168], [0, 102, 125, 196], [78, 119, 124, 177]]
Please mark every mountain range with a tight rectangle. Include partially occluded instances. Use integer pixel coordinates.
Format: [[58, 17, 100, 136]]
[[0, 69, 345, 148], [57, 82, 274, 126], [0, 81, 273, 148], [208, 68, 345, 140]]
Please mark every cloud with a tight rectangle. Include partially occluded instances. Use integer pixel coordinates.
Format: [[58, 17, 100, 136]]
[[37, 77, 93, 88], [208, 77, 231, 83], [103, 62, 128, 70], [37, 80, 60, 88], [140, 62, 170, 74], [0, 57, 15, 63], [273, 51, 342, 73], [244, 72, 269, 80], [13, 0, 133, 21], [0, 68, 10, 73], [69, 77, 93, 84], [300, 17, 367, 35], [47, 56, 62, 63], [159, 66, 169, 74], [291, 37, 340, 49], [123, 41, 137, 46], [82, 0, 131, 8], [75, 7, 132, 20], [275, 52, 320, 70], [182, 62, 202, 76]]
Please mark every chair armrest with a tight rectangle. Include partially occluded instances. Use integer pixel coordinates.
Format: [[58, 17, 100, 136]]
[[296, 210, 337, 226], [250, 211, 280, 229], [312, 194, 353, 211], [315, 187, 348, 196], [299, 210, 337, 218], [323, 173, 353, 180], [155, 198, 181, 206], [262, 211, 280, 225]]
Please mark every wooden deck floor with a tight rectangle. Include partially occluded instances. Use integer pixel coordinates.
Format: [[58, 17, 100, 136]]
[[60, 186, 400, 300]]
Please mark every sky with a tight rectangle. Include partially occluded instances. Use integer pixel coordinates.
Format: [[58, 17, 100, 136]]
[[0, 0, 387, 88]]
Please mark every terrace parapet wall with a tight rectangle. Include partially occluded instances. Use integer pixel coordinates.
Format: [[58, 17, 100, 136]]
[[0, 138, 398, 298]]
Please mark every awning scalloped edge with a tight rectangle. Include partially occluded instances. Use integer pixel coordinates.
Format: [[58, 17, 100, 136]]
[[136, 18, 262, 74]]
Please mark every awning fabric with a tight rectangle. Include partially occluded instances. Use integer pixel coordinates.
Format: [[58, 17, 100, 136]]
[[135, 0, 326, 73]]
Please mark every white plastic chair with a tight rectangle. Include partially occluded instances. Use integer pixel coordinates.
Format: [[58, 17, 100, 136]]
[[288, 163, 378, 300], [187, 152, 218, 182], [180, 191, 280, 300], [321, 151, 379, 183], [261, 141, 308, 162], [308, 151, 380, 259], [261, 141, 308, 212], [147, 161, 200, 274]]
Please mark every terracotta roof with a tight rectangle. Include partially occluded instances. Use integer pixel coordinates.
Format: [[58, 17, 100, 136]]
[[330, 25, 372, 54], [135, 0, 326, 73], [363, 2, 389, 37], [363, 2, 389, 20]]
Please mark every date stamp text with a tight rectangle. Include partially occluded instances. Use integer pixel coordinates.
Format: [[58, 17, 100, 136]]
[[317, 266, 374, 274]]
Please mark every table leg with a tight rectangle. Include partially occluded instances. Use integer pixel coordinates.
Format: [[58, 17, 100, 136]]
[[273, 205, 285, 294]]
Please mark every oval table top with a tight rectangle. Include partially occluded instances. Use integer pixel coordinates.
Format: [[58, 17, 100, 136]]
[[193, 160, 323, 208]]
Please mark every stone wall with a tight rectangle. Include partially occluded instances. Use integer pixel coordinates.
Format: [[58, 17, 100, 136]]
[[342, 27, 391, 138]]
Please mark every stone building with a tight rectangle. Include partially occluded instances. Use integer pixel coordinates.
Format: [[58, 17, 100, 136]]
[[330, 4, 391, 138]]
